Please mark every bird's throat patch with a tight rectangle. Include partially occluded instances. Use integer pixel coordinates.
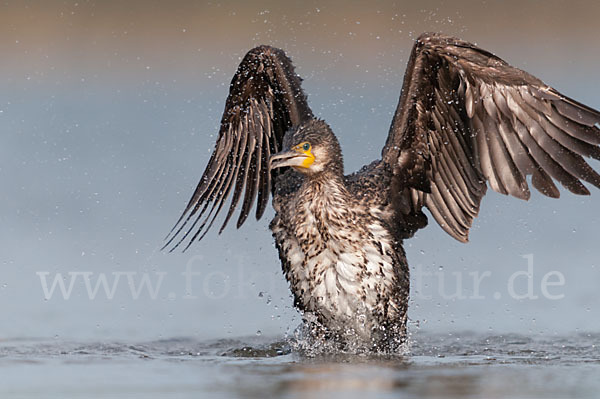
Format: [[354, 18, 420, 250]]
[[300, 150, 315, 168]]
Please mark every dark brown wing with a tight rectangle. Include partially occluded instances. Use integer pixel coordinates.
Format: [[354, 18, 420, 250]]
[[382, 33, 600, 242], [165, 46, 313, 251]]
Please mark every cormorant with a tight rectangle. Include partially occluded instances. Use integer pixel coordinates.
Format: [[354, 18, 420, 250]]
[[164, 33, 600, 352]]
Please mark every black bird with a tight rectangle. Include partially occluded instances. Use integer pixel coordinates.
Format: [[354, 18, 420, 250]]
[[165, 33, 600, 352]]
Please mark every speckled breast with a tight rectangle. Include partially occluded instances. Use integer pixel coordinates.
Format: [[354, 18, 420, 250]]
[[270, 199, 405, 343]]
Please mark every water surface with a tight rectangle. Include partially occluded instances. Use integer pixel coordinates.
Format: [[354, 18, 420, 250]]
[[2, 331, 598, 398]]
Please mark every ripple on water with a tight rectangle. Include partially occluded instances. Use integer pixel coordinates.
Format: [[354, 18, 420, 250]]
[[1, 331, 598, 364]]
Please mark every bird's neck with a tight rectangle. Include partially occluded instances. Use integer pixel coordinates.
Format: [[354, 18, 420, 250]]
[[298, 172, 350, 217]]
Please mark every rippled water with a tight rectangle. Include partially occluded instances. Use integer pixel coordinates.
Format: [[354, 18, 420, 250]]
[[1, 331, 599, 398]]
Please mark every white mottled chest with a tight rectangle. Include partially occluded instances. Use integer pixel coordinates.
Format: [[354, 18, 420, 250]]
[[278, 201, 399, 328]]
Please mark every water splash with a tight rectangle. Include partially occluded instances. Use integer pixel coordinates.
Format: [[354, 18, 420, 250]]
[[289, 315, 410, 357]]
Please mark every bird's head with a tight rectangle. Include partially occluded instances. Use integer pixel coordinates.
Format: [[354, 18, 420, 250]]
[[269, 119, 343, 177]]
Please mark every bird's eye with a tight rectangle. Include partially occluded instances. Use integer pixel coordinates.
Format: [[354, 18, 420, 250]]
[[302, 142, 311, 152]]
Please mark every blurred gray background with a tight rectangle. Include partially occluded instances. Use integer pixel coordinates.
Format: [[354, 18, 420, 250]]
[[1, 0, 599, 342]]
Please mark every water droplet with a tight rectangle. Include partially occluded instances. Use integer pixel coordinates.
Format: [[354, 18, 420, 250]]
[[255, 330, 262, 336]]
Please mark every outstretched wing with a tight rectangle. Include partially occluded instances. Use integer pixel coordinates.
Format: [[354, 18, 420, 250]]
[[165, 46, 313, 251], [382, 33, 600, 242]]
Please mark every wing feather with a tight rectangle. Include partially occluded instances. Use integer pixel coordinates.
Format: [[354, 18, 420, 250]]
[[165, 46, 313, 251], [256, 107, 273, 221], [236, 112, 259, 228], [382, 33, 600, 241]]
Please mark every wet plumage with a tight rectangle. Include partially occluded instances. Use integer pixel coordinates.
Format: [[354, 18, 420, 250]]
[[165, 33, 600, 351]]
